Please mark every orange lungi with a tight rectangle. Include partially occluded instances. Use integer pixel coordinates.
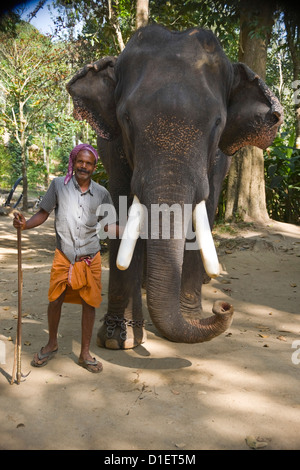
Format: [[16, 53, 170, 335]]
[[48, 249, 102, 308]]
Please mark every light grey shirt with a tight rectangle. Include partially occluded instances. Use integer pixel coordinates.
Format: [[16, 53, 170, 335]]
[[40, 176, 116, 264]]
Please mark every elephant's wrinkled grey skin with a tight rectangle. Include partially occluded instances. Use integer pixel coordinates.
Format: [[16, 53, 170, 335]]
[[67, 25, 283, 348]]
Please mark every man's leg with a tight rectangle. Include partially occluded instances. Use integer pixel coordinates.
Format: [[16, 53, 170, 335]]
[[32, 289, 66, 366], [79, 300, 103, 372]]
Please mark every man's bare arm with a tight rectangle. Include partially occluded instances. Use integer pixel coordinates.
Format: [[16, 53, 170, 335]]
[[13, 209, 50, 231]]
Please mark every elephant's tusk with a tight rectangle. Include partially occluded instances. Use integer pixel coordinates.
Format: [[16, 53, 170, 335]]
[[116, 195, 144, 270], [192, 200, 220, 278]]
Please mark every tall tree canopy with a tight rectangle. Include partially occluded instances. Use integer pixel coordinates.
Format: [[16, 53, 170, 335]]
[[0, 0, 299, 223], [0, 20, 70, 208]]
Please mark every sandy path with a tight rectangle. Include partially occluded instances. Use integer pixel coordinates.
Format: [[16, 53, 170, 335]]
[[0, 213, 299, 450]]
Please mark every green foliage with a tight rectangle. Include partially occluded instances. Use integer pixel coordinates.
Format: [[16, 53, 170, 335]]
[[92, 163, 109, 189], [149, 0, 239, 60], [264, 133, 300, 224], [0, 144, 13, 187], [0, 1, 299, 225], [27, 159, 48, 189], [50, 116, 82, 174], [56, 0, 136, 58], [5, 139, 22, 186], [266, 17, 295, 130], [215, 176, 228, 223], [0, 10, 21, 35]]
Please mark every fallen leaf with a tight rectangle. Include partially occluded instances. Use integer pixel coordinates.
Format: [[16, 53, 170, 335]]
[[175, 442, 186, 449], [16, 423, 25, 429], [276, 335, 287, 342], [171, 389, 180, 395], [258, 334, 269, 338], [24, 341, 31, 346], [245, 435, 268, 449]]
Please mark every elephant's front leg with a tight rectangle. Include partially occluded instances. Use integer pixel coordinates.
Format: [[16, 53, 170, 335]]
[[97, 237, 146, 349]]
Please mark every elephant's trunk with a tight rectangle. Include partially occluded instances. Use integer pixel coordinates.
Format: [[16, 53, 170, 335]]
[[146, 237, 233, 343], [117, 194, 233, 343]]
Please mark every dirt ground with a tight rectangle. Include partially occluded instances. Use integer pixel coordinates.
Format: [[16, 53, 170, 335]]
[[0, 211, 299, 451]]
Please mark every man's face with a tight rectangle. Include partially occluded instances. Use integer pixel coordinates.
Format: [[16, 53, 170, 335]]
[[73, 150, 96, 182]]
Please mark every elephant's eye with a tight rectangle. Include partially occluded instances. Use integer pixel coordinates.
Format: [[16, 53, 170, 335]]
[[215, 117, 222, 126]]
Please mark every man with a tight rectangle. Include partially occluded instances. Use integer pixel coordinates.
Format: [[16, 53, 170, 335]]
[[13, 144, 117, 373]]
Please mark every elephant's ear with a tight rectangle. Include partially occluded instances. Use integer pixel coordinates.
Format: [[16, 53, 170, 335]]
[[66, 56, 120, 140], [219, 63, 283, 156]]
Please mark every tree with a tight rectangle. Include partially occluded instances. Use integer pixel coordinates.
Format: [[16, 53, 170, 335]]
[[225, 0, 277, 222], [136, 0, 149, 29], [283, 8, 300, 149], [107, 0, 125, 51], [45, 0, 297, 223], [0, 21, 70, 209], [55, 0, 135, 57]]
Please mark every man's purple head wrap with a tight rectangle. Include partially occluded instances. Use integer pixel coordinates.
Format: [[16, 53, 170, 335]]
[[64, 143, 99, 184]]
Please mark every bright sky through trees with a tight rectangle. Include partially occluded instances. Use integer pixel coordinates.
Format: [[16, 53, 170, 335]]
[[17, 0, 56, 34]]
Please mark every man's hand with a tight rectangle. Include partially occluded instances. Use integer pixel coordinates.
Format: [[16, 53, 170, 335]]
[[104, 223, 123, 238], [13, 208, 49, 231], [13, 211, 26, 230]]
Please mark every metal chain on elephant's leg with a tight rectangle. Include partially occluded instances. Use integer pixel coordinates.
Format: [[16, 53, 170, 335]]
[[102, 314, 145, 341], [103, 314, 119, 339], [120, 318, 127, 341]]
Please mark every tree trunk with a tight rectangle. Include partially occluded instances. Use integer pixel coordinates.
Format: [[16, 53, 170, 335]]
[[225, 0, 276, 222], [21, 145, 28, 211], [43, 137, 50, 188], [108, 0, 125, 51], [17, 101, 29, 211], [136, 0, 149, 29]]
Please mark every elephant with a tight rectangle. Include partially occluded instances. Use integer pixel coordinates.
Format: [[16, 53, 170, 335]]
[[66, 24, 283, 349]]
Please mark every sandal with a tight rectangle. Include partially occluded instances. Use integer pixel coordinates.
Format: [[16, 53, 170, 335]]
[[31, 348, 58, 368], [78, 357, 103, 373]]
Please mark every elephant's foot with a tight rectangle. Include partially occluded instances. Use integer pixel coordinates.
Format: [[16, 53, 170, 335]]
[[97, 314, 147, 349]]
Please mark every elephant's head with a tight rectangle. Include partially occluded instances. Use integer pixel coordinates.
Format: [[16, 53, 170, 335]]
[[67, 25, 283, 343]]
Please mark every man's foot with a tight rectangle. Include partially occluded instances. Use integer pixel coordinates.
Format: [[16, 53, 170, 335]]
[[78, 357, 103, 373], [31, 347, 58, 367]]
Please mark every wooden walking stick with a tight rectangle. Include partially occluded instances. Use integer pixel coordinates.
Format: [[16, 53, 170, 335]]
[[11, 225, 29, 385]]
